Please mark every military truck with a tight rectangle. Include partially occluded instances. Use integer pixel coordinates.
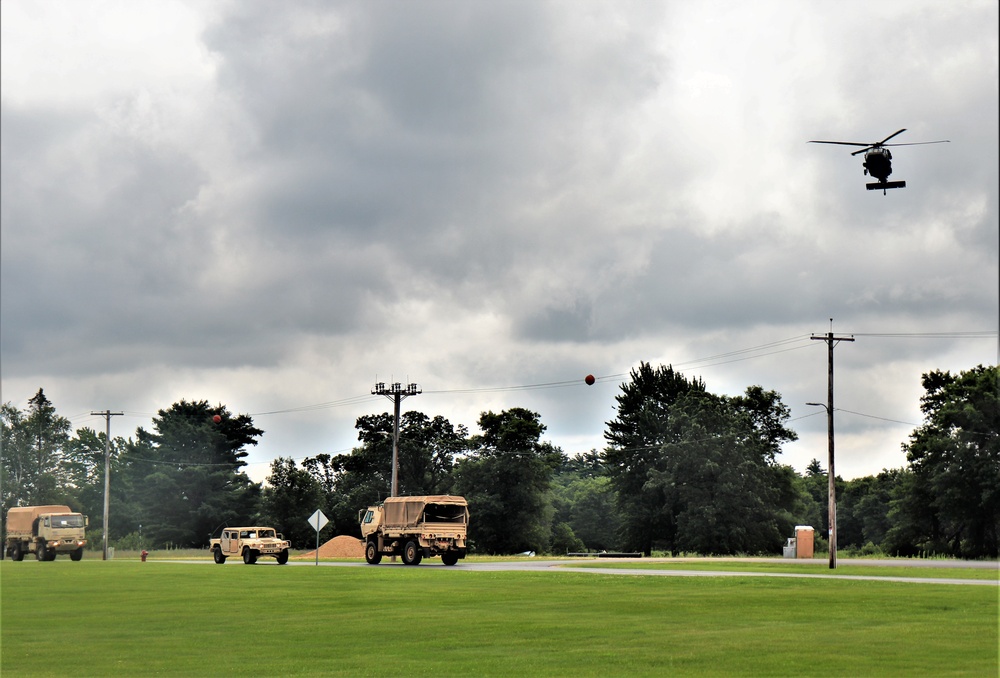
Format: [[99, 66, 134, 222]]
[[359, 495, 469, 566], [4, 505, 88, 562], [210, 527, 290, 565]]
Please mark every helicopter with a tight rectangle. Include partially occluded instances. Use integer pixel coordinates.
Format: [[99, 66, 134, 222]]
[[809, 129, 949, 194]]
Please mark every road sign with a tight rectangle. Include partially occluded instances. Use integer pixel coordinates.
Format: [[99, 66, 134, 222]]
[[307, 509, 329, 532], [307, 509, 330, 566]]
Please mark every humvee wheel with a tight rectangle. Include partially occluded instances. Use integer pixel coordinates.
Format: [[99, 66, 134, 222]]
[[70, 548, 84, 561], [276, 549, 289, 565], [213, 548, 227, 564], [242, 548, 257, 565], [441, 552, 459, 566], [365, 540, 382, 565], [401, 540, 421, 565]]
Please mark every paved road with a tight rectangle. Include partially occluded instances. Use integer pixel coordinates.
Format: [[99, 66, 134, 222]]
[[169, 556, 998, 585]]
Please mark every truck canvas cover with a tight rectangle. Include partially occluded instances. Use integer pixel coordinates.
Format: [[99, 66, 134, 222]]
[[382, 496, 468, 528], [6, 505, 74, 533]]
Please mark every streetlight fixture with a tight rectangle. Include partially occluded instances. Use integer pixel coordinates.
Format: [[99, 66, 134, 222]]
[[807, 401, 837, 569]]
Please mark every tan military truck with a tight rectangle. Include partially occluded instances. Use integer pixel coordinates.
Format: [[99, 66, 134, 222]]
[[210, 527, 290, 565], [4, 505, 88, 562], [359, 495, 469, 566]]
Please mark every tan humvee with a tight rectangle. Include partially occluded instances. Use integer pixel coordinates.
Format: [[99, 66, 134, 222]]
[[359, 495, 468, 566], [210, 527, 290, 565]]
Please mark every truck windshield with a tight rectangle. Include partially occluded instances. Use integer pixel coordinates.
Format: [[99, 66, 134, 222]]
[[258, 530, 274, 538], [51, 515, 85, 528]]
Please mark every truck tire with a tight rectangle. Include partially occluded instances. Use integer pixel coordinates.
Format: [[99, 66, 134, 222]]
[[36, 542, 47, 561], [365, 540, 382, 565], [213, 547, 226, 564], [11, 543, 23, 561], [70, 548, 84, 561], [441, 551, 459, 566], [242, 547, 257, 565], [276, 549, 288, 565], [401, 540, 422, 565]]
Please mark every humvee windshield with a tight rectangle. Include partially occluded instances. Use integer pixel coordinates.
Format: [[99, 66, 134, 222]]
[[258, 529, 274, 538]]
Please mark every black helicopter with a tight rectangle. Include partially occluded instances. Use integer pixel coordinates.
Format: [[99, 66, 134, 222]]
[[809, 129, 949, 194]]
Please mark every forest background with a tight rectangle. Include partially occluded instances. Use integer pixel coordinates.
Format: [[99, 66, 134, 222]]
[[2, 362, 997, 559]]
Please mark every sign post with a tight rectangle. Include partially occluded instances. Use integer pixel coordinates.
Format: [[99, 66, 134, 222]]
[[307, 509, 330, 566]]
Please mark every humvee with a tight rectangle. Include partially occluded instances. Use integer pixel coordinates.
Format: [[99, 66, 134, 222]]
[[210, 527, 290, 565]]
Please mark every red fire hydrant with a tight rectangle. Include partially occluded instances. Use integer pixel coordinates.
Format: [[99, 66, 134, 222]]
[[141, 550, 148, 562]]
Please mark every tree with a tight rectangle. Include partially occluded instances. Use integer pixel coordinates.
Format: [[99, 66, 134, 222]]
[[889, 365, 999, 558], [602, 364, 799, 555], [63, 427, 132, 544], [603, 363, 706, 554], [1, 389, 73, 510], [122, 401, 262, 548], [261, 457, 326, 548], [454, 408, 562, 554], [552, 452, 622, 551], [327, 411, 468, 537]]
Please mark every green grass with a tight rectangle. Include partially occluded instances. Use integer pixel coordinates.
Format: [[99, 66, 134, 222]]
[[2, 560, 997, 676]]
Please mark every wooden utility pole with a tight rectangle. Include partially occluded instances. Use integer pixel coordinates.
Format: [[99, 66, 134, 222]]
[[371, 382, 420, 497], [810, 323, 854, 569], [91, 410, 123, 560]]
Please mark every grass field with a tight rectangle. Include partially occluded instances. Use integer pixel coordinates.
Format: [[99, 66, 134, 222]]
[[1, 559, 997, 676]]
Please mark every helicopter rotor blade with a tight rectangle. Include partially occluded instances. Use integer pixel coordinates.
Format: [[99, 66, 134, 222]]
[[808, 140, 872, 147], [882, 140, 950, 148], [850, 147, 874, 156], [879, 128, 907, 145]]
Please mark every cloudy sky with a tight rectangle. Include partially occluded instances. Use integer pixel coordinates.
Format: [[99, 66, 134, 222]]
[[2, 0, 997, 484]]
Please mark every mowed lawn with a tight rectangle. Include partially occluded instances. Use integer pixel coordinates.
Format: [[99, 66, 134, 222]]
[[1, 560, 996, 676]]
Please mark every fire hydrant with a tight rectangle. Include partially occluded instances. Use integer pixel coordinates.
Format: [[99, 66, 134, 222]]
[[141, 550, 148, 562]]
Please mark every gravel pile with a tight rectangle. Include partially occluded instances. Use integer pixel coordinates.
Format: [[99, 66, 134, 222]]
[[298, 534, 365, 559]]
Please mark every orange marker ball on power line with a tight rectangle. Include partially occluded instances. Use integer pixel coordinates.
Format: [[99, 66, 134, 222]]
[[212, 414, 222, 423], [585, 374, 595, 385]]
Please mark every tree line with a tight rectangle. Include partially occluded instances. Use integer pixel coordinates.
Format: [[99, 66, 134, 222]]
[[2, 363, 996, 558]]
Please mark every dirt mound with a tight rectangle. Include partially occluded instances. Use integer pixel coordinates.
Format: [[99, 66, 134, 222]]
[[298, 534, 365, 559]]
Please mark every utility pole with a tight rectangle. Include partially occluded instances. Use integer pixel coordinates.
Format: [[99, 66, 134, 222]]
[[809, 321, 854, 569], [91, 410, 123, 560], [371, 382, 420, 497]]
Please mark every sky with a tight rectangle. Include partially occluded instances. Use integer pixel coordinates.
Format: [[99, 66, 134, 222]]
[[2, 0, 997, 484]]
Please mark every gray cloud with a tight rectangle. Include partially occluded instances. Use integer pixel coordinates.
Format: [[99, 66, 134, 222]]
[[1, 0, 996, 480]]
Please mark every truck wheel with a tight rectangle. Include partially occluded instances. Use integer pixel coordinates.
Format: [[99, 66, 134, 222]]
[[401, 540, 422, 565], [213, 548, 227, 564], [441, 552, 459, 566], [36, 543, 47, 561], [242, 548, 257, 565], [365, 540, 382, 565], [276, 549, 288, 565], [47, 551, 58, 561], [70, 548, 83, 561], [12, 543, 23, 561]]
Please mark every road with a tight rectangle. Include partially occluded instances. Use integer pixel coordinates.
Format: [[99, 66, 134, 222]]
[[169, 556, 999, 585]]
